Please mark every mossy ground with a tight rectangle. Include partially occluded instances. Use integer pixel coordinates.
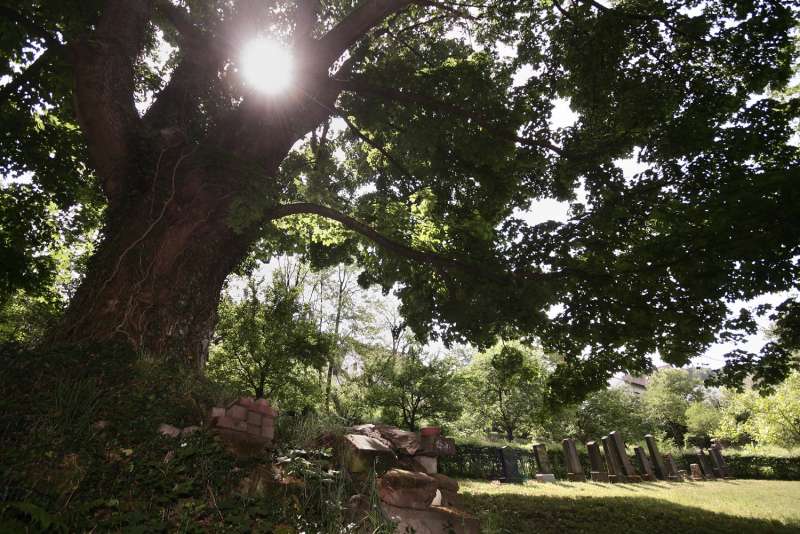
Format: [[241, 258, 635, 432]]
[[459, 478, 800, 533], [0, 345, 386, 533]]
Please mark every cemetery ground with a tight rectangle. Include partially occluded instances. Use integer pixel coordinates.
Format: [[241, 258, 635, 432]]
[[459, 478, 800, 533]]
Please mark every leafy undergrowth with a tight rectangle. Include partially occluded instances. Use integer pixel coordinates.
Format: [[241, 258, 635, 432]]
[[0, 344, 388, 533], [459, 478, 800, 534]]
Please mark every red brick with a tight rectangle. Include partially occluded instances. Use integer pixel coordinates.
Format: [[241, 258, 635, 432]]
[[261, 425, 275, 439], [247, 423, 262, 436], [239, 397, 255, 408], [214, 416, 237, 430], [234, 420, 248, 432], [227, 405, 247, 420], [211, 407, 225, 419], [247, 411, 262, 426]]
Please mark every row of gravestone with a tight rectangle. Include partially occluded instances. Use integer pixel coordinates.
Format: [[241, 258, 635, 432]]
[[499, 431, 732, 483]]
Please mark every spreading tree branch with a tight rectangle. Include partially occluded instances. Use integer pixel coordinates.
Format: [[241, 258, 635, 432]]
[[72, 0, 153, 205], [144, 0, 228, 132], [266, 202, 547, 285], [314, 0, 416, 67]]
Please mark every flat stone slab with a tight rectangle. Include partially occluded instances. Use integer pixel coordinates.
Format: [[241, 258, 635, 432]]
[[379, 469, 437, 510], [382, 503, 479, 534], [536, 474, 556, 483]]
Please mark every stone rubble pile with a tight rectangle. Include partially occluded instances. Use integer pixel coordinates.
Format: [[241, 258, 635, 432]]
[[337, 424, 479, 534]]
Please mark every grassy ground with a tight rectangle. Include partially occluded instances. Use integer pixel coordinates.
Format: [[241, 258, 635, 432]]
[[459, 479, 800, 534]]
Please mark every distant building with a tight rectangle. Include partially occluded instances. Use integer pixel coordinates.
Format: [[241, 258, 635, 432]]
[[608, 373, 649, 396]]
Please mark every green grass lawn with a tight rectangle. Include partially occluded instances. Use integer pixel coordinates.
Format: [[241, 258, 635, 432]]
[[458, 479, 800, 533]]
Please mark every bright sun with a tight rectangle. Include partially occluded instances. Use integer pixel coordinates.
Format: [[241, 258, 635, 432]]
[[240, 38, 293, 94]]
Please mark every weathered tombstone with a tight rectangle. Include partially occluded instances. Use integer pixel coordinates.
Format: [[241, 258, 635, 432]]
[[610, 431, 641, 482], [499, 446, 523, 483], [644, 434, 668, 480], [532, 443, 556, 483], [662, 453, 684, 482], [601, 435, 626, 483], [690, 463, 705, 481], [710, 444, 732, 478], [587, 441, 610, 483], [634, 447, 656, 481], [697, 450, 717, 480], [561, 438, 586, 482]]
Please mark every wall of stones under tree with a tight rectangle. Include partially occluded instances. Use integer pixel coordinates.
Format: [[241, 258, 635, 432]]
[[438, 445, 800, 481]]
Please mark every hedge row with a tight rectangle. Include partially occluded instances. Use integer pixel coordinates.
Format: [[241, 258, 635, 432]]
[[438, 444, 800, 481]]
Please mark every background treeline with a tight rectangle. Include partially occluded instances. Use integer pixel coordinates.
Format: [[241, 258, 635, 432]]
[[195, 257, 800, 456]]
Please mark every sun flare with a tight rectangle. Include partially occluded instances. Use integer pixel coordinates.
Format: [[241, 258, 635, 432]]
[[240, 38, 293, 94]]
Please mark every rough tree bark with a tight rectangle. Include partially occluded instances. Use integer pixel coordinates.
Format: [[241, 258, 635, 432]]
[[50, 0, 418, 367]]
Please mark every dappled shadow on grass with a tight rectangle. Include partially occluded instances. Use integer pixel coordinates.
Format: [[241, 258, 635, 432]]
[[460, 491, 800, 534]]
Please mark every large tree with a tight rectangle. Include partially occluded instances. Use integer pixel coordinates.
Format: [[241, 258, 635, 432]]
[[2, 0, 799, 394]]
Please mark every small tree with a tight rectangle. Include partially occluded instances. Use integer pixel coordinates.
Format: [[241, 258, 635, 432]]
[[750, 371, 800, 447], [642, 368, 705, 445], [684, 402, 722, 448], [207, 275, 330, 407], [361, 348, 462, 431], [571, 388, 650, 444], [460, 342, 548, 441]]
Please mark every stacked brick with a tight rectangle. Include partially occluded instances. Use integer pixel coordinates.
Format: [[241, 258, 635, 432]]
[[210, 397, 277, 449]]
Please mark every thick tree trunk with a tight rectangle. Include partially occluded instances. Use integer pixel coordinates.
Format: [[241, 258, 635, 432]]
[[50, 143, 280, 369]]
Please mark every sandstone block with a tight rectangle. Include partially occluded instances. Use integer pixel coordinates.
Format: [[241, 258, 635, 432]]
[[261, 425, 275, 440], [432, 473, 459, 492], [211, 407, 225, 419], [158, 424, 181, 438], [414, 455, 438, 474], [378, 469, 437, 510]]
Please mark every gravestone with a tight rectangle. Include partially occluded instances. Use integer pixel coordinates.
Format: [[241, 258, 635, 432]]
[[634, 447, 656, 481], [532, 443, 556, 483], [644, 434, 667, 480], [601, 435, 626, 483], [610, 431, 641, 482], [587, 441, 610, 483], [696, 450, 717, 480], [690, 463, 705, 481], [499, 446, 523, 483], [662, 453, 684, 482], [561, 438, 586, 482], [710, 444, 731, 478]]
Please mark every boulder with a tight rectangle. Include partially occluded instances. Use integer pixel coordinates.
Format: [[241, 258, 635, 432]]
[[377, 426, 422, 455], [341, 434, 396, 474], [378, 469, 437, 510]]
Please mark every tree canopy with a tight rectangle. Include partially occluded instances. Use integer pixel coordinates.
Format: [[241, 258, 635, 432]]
[[1, 0, 799, 398]]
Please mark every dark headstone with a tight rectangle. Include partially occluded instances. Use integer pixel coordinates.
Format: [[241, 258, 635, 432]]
[[609, 431, 640, 481], [696, 450, 717, 480], [645, 434, 667, 480], [561, 438, 586, 482], [663, 453, 684, 482], [634, 446, 656, 481], [532, 443, 553, 475], [587, 441, 610, 483], [690, 463, 705, 481], [499, 446, 523, 483], [710, 445, 732, 478], [601, 435, 626, 483]]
